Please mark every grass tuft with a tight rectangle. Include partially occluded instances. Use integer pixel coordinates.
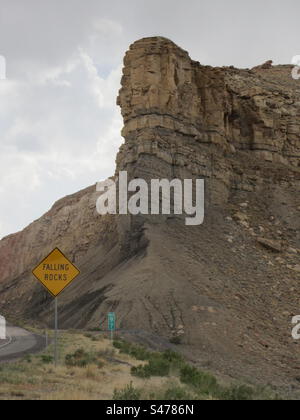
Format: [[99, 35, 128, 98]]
[[113, 382, 141, 401]]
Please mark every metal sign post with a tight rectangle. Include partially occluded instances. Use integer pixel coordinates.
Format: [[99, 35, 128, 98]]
[[54, 298, 58, 367]]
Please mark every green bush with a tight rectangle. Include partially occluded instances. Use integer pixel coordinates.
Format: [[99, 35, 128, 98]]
[[148, 357, 170, 376], [162, 350, 185, 368], [65, 349, 97, 368], [113, 382, 141, 400], [221, 384, 255, 401], [131, 353, 174, 379], [40, 355, 54, 364], [115, 341, 185, 379], [113, 339, 279, 400], [113, 340, 151, 361], [180, 364, 219, 396], [164, 386, 193, 400], [131, 365, 151, 379]]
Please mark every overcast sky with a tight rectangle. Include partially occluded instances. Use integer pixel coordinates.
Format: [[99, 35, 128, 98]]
[[0, 0, 299, 238]]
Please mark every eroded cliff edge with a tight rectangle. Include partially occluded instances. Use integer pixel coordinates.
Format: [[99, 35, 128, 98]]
[[117, 37, 299, 201], [0, 37, 299, 387]]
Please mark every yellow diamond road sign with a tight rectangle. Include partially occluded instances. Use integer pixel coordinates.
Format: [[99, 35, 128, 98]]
[[32, 248, 80, 297]]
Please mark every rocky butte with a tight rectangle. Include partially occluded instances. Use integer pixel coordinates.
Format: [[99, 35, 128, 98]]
[[0, 37, 299, 387]]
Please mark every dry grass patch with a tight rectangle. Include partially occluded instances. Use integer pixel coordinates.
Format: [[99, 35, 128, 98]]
[[0, 331, 175, 400]]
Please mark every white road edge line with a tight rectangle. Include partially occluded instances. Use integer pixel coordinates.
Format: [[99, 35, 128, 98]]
[[0, 336, 12, 350]]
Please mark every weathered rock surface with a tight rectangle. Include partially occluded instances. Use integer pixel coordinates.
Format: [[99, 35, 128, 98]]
[[118, 37, 300, 172], [257, 237, 282, 253], [0, 37, 299, 390]]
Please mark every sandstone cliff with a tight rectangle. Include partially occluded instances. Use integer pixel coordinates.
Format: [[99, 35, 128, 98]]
[[0, 37, 299, 388]]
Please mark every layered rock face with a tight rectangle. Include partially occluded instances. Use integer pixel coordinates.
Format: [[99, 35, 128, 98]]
[[0, 37, 299, 388], [118, 37, 300, 174], [116, 38, 300, 231]]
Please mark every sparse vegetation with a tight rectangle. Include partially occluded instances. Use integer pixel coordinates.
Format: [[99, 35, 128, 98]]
[[113, 339, 280, 400], [65, 348, 94, 367], [221, 384, 256, 401], [23, 355, 32, 364], [163, 386, 194, 400], [114, 340, 185, 379], [40, 355, 53, 364], [0, 332, 135, 400], [180, 364, 219, 396], [131, 357, 170, 378], [65, 348, 104, 368], [113, 340, 151, 361], [0, 332, 283, 400], [113, 382, 142, 400], [136, 351, 184, 378]]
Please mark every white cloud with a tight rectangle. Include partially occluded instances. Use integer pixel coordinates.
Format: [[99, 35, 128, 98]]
[[0, 16, 123, 238]]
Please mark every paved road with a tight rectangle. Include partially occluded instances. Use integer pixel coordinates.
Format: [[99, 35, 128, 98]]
[[0, 326, 46, 363]]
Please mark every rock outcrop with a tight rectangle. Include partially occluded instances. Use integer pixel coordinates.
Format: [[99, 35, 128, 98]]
[[0, 37, 299, 389], [118, 37, 300, 172]]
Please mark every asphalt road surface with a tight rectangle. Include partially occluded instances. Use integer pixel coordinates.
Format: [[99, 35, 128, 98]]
[[0, 326, 46, 363]]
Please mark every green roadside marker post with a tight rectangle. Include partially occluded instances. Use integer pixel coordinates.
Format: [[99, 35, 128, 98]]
[[108, 312, 116, 341]]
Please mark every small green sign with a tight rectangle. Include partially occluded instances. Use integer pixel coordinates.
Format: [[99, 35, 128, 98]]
[[108, 312, 116, 331]]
